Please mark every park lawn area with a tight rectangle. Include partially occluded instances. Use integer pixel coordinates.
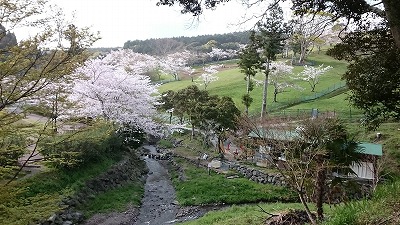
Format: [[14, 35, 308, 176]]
[[171, 158, 297, 206], [286, 92, 363, 115], [181, 203, 320, 225], [158, 53, 349, 115]]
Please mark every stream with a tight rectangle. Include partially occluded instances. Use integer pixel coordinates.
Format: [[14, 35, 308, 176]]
[[85, 145, 218, 225], [133, 145, 178, 225]]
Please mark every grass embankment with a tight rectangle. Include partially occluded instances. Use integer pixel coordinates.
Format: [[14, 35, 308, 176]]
[[163, 133, 297, 206], [171, 158, 297, 206], [181, 180, 400, 225], [0, 156, 120, 225], [0, 155, 145, 224], [0, 122, 145, 224], [79, 181, 143, 217]]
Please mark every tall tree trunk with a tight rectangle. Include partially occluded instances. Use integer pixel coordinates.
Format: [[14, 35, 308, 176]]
[[245, 74, 251, 115], [261, 61, 270, 119], [315, 158, 326, 221], [383, 0, 400, 49]]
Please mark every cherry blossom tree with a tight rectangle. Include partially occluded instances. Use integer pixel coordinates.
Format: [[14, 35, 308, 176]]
[[160, 50, 192, 80], [196, 65, 221, 90], [69, 54, 160, 135], [297, 64, 332, 92], [269, 61, 301, 102], [207, 47, 238, 62], [182, 67, 197, 82], [290, 13, 333, 64], [103, 49, 158, 75]]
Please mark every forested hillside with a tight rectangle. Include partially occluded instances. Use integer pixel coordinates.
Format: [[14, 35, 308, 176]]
[[123, 31, 249, 55]]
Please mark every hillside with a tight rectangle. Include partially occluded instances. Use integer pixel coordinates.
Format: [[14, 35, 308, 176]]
[[158, 52, 360, 117], [123, 31, 249, 55]]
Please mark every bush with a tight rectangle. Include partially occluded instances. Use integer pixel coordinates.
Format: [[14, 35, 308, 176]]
[[158, 139, 174, 148], [0, 129, 27, 179]]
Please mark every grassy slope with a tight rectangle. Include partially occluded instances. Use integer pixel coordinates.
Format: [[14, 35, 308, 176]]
[[158, 53, 349, 115], [0, 154, 144, 225], [0, 156, 118, 225]]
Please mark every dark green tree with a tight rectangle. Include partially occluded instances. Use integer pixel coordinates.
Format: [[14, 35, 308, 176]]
[[238, 38, 259, 115], [199, 95, 240, 153], [245, 4, 287, 118], [327, 28, 400, 128], [175, 85, 209, 136]]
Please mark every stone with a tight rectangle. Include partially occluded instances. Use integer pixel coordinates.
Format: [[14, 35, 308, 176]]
[[208, 160, 222, 169], [48, 214, 57, 222]]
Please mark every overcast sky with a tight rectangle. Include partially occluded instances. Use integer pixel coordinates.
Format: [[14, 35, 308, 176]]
[[12, 0, 292, 48], [45, 0, 256, 48]]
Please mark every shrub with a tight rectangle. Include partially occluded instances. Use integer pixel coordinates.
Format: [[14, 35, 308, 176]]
[[158, 139, 174, 148], [0, 130, 27, 179]]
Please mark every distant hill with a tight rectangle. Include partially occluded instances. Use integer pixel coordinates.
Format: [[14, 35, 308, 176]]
[[0, 24, 17, 49], [123, 31, 250, 56]]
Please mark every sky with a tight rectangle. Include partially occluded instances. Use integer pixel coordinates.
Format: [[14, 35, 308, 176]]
[[12, 0, 292, 48], [47, 0, 255, 48]]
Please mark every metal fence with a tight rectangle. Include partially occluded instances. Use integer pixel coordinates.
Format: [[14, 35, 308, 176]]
[[269, 81, 347, 111], [268, 108, 364, 122]]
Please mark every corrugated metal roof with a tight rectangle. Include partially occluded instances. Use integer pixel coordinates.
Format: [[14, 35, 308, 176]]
[[357, 142, 383, 156], [248, 128, 300, 141]]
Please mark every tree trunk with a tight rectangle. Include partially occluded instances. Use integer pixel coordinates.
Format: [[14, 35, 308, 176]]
[[217, 135, 223, 153], [261, 61, 270, 119], [298, 192, 317, 225], [383, 0, 400, 49], [299, 42, 307, 64], [245, 74, 251, 115], [273, 85, 278, 102], [191, 123, 195, 137], [315, 159, 326, 221]]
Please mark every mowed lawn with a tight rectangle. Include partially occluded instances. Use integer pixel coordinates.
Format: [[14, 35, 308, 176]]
[[158, 52, 350, 115]]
